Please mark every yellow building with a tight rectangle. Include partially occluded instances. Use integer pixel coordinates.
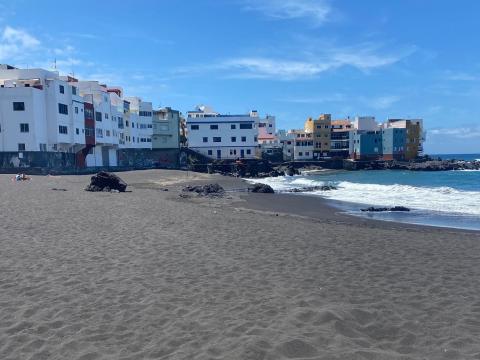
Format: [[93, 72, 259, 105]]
[[313, 114, 331, 157], [304, 117, 314, 133]]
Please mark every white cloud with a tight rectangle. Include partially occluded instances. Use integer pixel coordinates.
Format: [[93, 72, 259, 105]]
[[0, 26, 40, 61], [429, 126, 480, 139], [2, 26, 40, 48], [205, 42, 413, 80], [444, 71, 480, 81], [366, 95, 401, 110], [244, 0, 332, 25], [280, 93, 346, 103]]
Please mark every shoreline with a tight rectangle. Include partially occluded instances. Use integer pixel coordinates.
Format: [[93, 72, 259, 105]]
[[236, 190, 480, 235]]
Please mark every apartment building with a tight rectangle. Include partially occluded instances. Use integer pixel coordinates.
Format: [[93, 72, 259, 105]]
[[0, 68, 85, 153], [350, 130, 383, 160], [277, 130, 295, 161], [289, 129, 313, 160], [330, 119, 352, 158], [152, 107, 180, 149], [186, 105, 258, 160], [384, 119, 424, 160], [313, 114, 331, 158], [125, 97, 153, 149], [382, 127, 407, 160], [73, 80, 119, 166]]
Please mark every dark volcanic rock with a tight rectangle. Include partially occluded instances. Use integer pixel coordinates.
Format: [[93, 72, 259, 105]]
[[250, 183, 275, 193], [182, 183, 225, 197], [361, 206, 410, 212], [284, 185, 337, 193], [85, 172, 127, 192]]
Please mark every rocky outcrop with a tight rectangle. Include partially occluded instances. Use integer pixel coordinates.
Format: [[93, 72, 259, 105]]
[[361, 206, 410, 212], [85, 171, 127, 192], [182, 183, 225, 197], [250, 183, 275, 193], [283, 185, 337, 193]]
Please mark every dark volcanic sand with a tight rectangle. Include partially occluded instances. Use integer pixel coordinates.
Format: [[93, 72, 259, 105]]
[[0, 170, 479, 359]]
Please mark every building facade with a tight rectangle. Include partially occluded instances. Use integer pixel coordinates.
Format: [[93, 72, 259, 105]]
[[382, 127, 406, 160], [313, 114, 331, 158], [330, 119, 352, 158], [186, 105, 258, 160], [350, 130, 383, 160], [152, 107, 180, 149], [0, 68, 85, 153]]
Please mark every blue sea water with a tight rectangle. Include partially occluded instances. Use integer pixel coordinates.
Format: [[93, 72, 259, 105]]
[[247, 156, 480, 230], [433, 153, 480, 161]]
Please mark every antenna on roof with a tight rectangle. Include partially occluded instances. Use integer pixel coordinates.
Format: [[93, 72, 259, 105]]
[[53, 58, 57, 70]]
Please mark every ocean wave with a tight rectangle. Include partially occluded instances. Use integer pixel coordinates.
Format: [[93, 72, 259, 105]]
[[246, 177, 480, 216]]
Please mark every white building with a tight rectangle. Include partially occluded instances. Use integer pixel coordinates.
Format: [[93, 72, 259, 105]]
[[73, 80, 119, 166], [278, 130, 295, 161], [289, 129, 313, 160], [187, 105, 258, 160], [125, 97, 153, 149], [0, 68, 85, 153], [353, 116, 379, 131]]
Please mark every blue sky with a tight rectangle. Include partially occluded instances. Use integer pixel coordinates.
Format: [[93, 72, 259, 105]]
[[0, 0, 479, 154]]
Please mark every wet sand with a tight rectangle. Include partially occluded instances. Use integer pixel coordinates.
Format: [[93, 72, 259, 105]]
[[1, 169, 479, 359]]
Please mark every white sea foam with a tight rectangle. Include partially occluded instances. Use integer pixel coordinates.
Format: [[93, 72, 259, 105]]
[[246, 176, 480, 216]]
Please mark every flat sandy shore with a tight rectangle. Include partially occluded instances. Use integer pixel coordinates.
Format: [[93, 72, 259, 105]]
[[1, 169, 479, 359]]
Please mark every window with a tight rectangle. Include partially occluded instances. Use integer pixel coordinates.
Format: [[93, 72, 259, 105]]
[[213, 137, 221, 143], [240, 123, 253, 129], [75, 107, 79, 114], [85, 108, 93, 119], [59, 125, 68, 134], [208, 150, 213, 156], [203, 137, 208, 143], [241, 136, 246, 142], [59, 85, 64, 94], [210, 124, 218, 130], [299, 152, 303, 156], [105, 113, 109, 119], [231, 136, 236, 142], [58, 103, 68, 115], [139, 111, 152, 117], [39, 143, 47, 152], [96, 128, 103, 138], [106, 130, 111, 137], [13, 102, 25, 111], [305, 152, 310, 156], [125, 120, 129, 127], [246, 149, 251, 155], [269, 124, 272, 127], [20, 123, 29, 133], [18, 143, 25, 151], [191, 125, 199, 130], [76, 128, 80, 135], [231, 124, 236, 129], [72, 86, 77, 95]]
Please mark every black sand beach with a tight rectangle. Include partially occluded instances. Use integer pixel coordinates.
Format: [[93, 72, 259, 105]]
[[1, 170, 479, 359]]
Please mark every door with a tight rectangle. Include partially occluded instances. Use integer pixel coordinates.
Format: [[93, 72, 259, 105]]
[[240, 149, 245, 158], [216, 149, 221, 159]]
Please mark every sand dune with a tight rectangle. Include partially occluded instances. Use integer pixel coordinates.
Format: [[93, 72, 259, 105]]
[[0, 170, 479, 359]]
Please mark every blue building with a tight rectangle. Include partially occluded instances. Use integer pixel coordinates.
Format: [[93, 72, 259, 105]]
[[382, 127, 406, 160], [349, 130, 383, 160]]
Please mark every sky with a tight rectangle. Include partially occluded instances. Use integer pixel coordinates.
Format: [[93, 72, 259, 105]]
[[0, 0, 479, 154]]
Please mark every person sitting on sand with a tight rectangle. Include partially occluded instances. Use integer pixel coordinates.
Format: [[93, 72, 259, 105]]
[[15, 173, 30, 181]]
